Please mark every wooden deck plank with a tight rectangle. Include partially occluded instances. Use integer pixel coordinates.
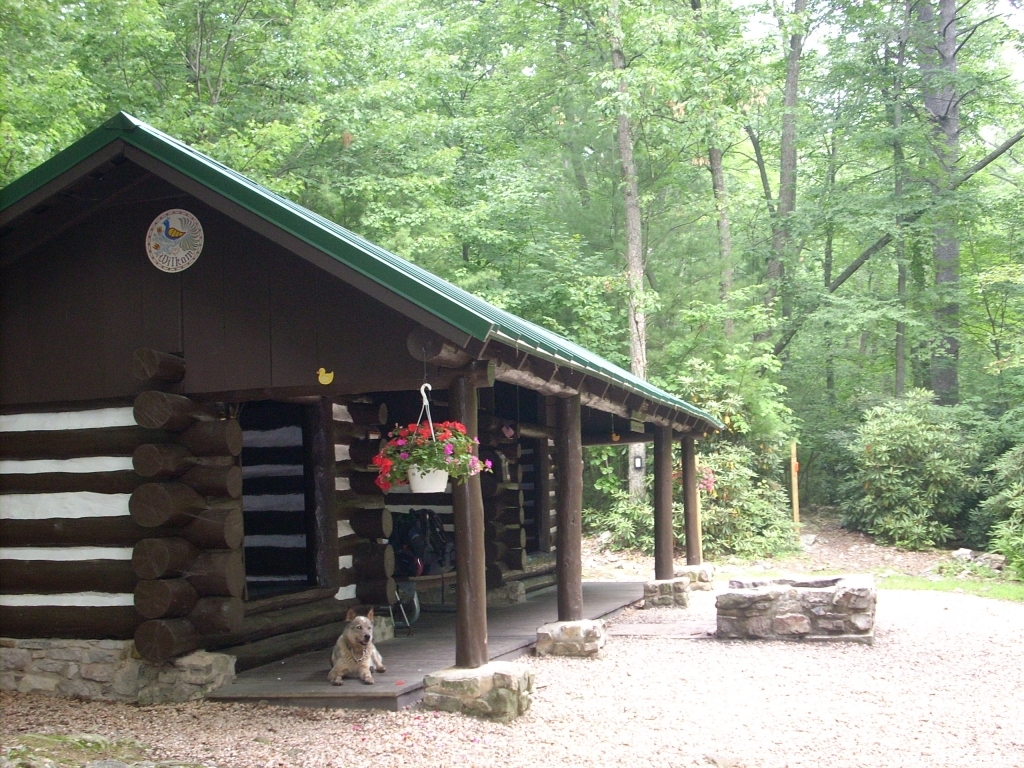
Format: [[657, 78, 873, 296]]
[[208, 581, 641, 710]]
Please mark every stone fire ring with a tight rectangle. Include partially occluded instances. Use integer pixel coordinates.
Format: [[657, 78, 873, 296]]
[[716, 575, 877, 644]]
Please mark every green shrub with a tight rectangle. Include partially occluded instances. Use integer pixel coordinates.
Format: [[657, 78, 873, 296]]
[[979, 446, 1024, 573], [841, 390, 980, 549], [583, 444, 798, 561], [583, 490, 656, 553], [697, 444, 798, 560]]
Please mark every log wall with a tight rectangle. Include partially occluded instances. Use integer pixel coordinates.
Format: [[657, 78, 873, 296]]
[[332, 400, 397, 606], [0, 398, 240, 650]]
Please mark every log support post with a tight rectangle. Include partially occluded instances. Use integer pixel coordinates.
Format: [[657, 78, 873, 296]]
[[653, 426, 674, 580], [555, 393, 583, 622], [304, 397, 340, 589], [449, 373, 489, 669], [681, 435, 702, 565]]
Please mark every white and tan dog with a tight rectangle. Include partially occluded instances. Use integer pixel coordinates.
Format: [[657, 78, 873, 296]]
[[328, 608, 385, 685]]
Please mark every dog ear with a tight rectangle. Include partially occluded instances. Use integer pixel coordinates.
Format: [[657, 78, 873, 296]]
[[345, 607, 357, 621], [366, 607, 374, 621]]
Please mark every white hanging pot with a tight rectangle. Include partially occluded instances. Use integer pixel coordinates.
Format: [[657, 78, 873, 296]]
[[407, 465, 449, 493]]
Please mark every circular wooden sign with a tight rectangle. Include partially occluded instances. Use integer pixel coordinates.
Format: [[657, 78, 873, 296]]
[[145, 209, 204, 273]]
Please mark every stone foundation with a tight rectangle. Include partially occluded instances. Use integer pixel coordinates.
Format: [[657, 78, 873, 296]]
[[535, 619, 607, 657], [487, 581, 527, 606], [643, 578, 691, 608], [674, 563, 716, 591], [1, 638, 235, 703], [716, 576, 876, 643], [422, 662, 533, 722]]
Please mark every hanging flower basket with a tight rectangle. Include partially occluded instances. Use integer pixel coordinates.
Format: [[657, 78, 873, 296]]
[[372, 420, 491, 493], [407, 465, 449, 493]]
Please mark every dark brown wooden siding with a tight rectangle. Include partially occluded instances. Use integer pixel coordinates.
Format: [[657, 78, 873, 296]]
[[0, 164, 423, 407]]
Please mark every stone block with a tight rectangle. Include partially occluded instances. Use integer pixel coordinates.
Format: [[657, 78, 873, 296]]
[[715, 616, 743, 638], [58, 677, 102, 699], [744, 616, 774, 638], [18, 673, 61, 693], [849, 612, 874, 632], [487, 581, 527, 606], [644, 578, 690, 608], [48, 648, 88, 663], [535, 620, 607, 657], [31, 659, 68, 674], [715, 591, 768, 611], [773, 613, 812, 635], [1, 648, 31, 671], [674, 563, 715, 586], [111, 660, 142, 698], [80, 663, 116, 683], [14, 640, 53, 650], [422, 662, 533, 722], [174, 651, 234, 687]]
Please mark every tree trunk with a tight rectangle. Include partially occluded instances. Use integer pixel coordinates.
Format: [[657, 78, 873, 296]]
[[708, 146, 734, 336], [765, 0, 807, 324], [917, 0, 960, 404], [609, 0, 648, 500], [894, 2, 911, 398]]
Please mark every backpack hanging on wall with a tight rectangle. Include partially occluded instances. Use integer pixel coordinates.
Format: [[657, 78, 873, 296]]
[[414, 508, 455, 575]]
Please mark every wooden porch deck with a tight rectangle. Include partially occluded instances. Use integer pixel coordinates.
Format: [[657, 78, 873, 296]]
[[208, 581, 642, 710]]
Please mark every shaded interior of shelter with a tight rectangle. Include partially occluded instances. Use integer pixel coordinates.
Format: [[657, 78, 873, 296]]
[[209, 581, 642, 710]]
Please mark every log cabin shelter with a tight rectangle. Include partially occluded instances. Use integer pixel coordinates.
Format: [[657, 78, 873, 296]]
[[0, 113, 723, 678]]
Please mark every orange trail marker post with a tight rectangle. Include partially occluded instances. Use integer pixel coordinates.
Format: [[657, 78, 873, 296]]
[[791, 441, 800, 525]]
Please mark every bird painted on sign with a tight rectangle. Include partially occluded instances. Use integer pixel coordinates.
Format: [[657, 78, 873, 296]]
[[317, 368, 335, 385], [154, 216, 201, 253]]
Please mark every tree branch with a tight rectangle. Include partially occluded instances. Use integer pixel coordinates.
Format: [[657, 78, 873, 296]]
[[772, 127, 1024, 358]]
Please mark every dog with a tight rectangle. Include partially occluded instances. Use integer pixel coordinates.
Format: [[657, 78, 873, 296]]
[[328, 608, 385, 685]]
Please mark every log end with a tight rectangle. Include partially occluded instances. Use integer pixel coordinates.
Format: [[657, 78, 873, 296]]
[[134, 618, 200, 663]]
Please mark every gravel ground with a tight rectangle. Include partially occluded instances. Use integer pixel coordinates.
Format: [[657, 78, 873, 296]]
[[4, 587, 1023, 768]]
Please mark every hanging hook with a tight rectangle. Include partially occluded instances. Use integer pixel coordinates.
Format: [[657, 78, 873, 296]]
[[417, 383, 436, 440]]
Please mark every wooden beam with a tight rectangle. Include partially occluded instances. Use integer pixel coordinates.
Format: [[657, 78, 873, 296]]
[[0, 559, 136, 595], [681, 436, 702, 565], [132, 349, 186, 384], [0, 426, 169, 460], [406, 326, 474, 368], [133, 391, 218, 431], [305, 398, 341, 589], [134, 618, 199, 663], [131, 537, 199, 580], [0, 507, 241, 549], [134, 578, 200, 619], [0, 470, 147, 494], [449, 374, 489, 669], [555, 393, 583, 621], [129, 482, 207, 528], [0, 606, 141, 640], [535, 435, 554, 553], [653, 426, 675, 580]]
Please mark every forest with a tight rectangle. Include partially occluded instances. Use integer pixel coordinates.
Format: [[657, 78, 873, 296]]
[[3, 0, 1022, 569]]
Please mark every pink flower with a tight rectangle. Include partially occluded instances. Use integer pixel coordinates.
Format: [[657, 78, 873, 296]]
[[395, 438, 407, 446], [484, 459, 492, 470], [444, 443, 454, 455], [400, 452, 409, 460]]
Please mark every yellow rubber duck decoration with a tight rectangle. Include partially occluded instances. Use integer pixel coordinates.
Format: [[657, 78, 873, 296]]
[[317, 367, 334, 385]]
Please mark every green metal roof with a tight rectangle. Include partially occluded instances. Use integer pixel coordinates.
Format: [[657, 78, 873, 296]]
[[1, 112, 723, 432]]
